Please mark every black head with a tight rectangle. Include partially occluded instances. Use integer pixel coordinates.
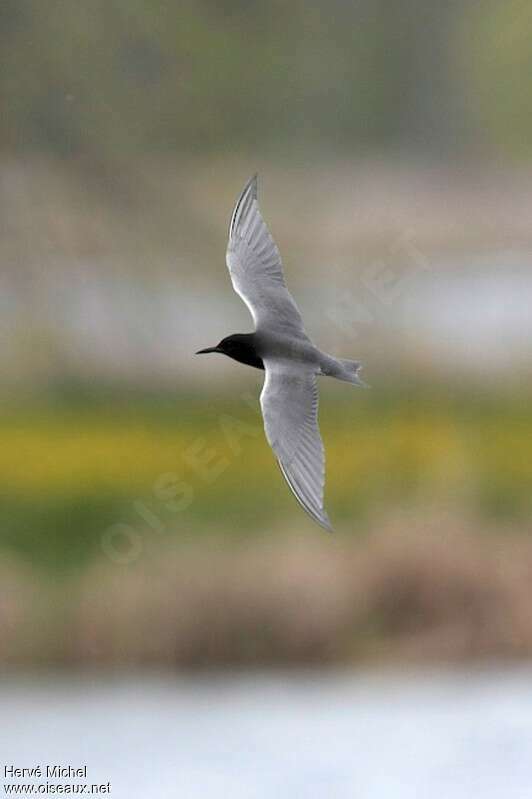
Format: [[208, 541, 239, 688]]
[[196, 333, 264, 370]]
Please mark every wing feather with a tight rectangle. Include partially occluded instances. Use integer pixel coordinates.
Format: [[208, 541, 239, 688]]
[[260, 359, 332, 531], [226, 176, 310, 340]]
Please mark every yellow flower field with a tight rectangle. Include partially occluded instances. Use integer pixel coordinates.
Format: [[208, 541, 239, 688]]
[[0, 385, 530, 571]]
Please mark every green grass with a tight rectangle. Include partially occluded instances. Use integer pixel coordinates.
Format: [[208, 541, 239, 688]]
[[1, 381, 531, 571]]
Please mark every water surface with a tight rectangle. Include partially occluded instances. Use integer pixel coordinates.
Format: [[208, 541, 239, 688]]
[[2, 668, 532, 798]]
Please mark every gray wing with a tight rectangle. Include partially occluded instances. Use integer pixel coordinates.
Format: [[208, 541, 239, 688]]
[[260, 358, 332, 531], [226, 175, 310, 340]]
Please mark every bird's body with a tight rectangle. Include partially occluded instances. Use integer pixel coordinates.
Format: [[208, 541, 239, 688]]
[[197, 176, 365, 530]]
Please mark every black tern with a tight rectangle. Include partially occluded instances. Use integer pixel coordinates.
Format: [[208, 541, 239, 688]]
[[197, 175, 365, 531]]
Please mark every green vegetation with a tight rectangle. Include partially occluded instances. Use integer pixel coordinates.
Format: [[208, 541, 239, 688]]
[[461, 0, 532, 158], [1, 0, 530, 669], [2, 1, 524, 163], [2, 382, 531, 573]]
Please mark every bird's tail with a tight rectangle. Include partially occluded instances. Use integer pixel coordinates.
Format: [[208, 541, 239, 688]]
[[319, 353, 368, 386], [335, 359, 368, 387]]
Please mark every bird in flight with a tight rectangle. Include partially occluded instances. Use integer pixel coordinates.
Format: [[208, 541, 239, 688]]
[[196, 175, 365, 531]]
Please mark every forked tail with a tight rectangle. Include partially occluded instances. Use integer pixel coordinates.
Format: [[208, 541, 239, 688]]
[[319, 353, 367, 386], [337, 358, 367, 386]]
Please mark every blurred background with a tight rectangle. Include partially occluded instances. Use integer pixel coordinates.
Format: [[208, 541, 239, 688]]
[[2, 1, 532, 796]]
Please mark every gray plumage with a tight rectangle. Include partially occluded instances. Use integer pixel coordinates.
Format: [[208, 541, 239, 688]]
[[200, 175, 365, 531]]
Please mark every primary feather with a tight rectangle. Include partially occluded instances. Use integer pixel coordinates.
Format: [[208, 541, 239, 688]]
[[226, 175, 309, 340]]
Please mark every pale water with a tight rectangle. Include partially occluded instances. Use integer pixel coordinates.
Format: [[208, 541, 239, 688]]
[[2, 252, 532, 384], [2, 668, 532, 798]]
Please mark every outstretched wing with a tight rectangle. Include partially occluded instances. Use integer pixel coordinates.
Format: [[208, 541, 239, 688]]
[[260, 358, 331, 531], [226, 175, 309, 340]]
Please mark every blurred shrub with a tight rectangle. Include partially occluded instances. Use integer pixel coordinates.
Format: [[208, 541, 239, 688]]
[[4, 519, 532, 668]]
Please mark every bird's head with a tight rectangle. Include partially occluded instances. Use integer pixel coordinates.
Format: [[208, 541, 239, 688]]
[[195, 335, 234, 357], [196, 333, 264, 370]]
